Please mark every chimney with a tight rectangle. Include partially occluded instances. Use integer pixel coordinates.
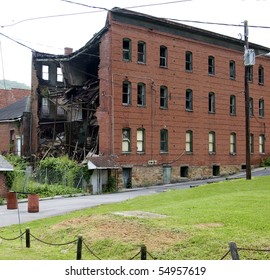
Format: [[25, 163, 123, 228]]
[[64, 47, 73, 55]]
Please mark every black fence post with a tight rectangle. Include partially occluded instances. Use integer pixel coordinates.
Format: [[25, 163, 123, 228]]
[[229, 241, 240, 260], [26, 227, 30, 248], [141, 245, 147, 260], [76, 234, 83, 260]]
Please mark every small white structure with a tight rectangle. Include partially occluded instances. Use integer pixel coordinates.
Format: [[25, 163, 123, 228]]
[[87, 155, 119, 194]]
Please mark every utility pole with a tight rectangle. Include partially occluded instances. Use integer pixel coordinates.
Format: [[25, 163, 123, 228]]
[[244, 20, 252, 180]]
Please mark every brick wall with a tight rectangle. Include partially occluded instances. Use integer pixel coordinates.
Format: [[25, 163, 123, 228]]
[[0, 122, 20, 155], [0, 88, 30, 109], [98, 14, 270, 186]]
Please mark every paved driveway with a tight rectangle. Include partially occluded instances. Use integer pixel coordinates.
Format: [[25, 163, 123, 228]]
[[1, 167, 270, 228]]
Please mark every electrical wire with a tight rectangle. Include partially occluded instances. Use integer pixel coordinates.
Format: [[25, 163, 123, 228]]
[[0, 41, 7, 89]]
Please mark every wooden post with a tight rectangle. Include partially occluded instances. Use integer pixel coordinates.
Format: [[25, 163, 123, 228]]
[[26, 227, 30, 248], [76, 234, 83, 260], [141, 245, 147, 260], [229, 241, 240, 260]]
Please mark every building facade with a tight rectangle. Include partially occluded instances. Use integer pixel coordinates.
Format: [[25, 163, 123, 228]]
[[31, 8, 270, 188], [0, 89, 31, 157]]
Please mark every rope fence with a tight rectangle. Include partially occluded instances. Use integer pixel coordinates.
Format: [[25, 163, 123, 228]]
[[0, 227, 157, 260], [1, 229, 269, 260]]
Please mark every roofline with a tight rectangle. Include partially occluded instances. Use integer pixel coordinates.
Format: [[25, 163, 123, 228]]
[[110, 7, 270, 53]]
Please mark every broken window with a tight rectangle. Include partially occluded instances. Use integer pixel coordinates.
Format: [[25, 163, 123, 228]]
[[258, 65, 264, 84], [209, 131, 216, 153], [186, 89, 193, 111], [137, 83, 146, 106], [185, 51, 192, 71], [57, 106, 65, 116], [160, 129, 168, 153], [160, 46, 167, 67], [185, 130, 193, 153], [42, 65, 49, 80], [122, 81, 131, 105], [229, 60, 236, 79], [208, 56, 215, 75], [123, 38, 131, 61], [137, 128, 145, 152], [259, 134, 265, 154], [230, 95, 236, 115], [57, 67, 63, 82], [230, 132, 237, 154], [160, 86, 168, 109], [122, 128, 131, 153], [42, 97, 50, 115], [259, 98, 264, 117], [137, 41, 146, 63], [208, 92, 215, 113]]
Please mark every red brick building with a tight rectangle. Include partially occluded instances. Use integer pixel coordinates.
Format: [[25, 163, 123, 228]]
[[31, 8, 270, 188], [0, 89, 31, 157]]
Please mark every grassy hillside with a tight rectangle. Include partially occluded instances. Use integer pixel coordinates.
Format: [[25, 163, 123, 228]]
[[1, 176, 270, 260], [0, 79, 30, 89]]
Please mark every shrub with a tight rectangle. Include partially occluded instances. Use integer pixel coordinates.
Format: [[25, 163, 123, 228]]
[[36, 156, 82, 188], [3, 154, 28, 190], [261, 156, 270, 167]]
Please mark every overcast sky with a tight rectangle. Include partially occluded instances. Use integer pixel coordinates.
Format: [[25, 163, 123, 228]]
[[0, 0, 270, 86]]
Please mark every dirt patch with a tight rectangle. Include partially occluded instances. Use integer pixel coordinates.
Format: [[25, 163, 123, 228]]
[[194, 222, 224, 229], [112, 211, 167, 219], [52, 214, 186, 251]]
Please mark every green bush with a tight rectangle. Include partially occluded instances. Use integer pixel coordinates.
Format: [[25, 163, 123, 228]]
[[3, 154, 28, 189], [37, 156, 82, 188], [261, 156, 270, 167]]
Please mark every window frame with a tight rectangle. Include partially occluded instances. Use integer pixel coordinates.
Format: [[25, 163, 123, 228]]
[[249, 97, 254, 117], [136, 128, 145, 153], [122, 128, 131, 153], [41, 97, 50, 115], [160, 129, 168, 153], [229, 60, 236, 80], [247, 66, 253, 82], [208, 92, 215, 113], [209, 131, 216, 154], [57, 67, 63, 82], [259, 98, 265, 117], [258, 65, 264, 85], [208, 56, 215, 75], [42, 65, 49, 80], [122, 81, 131, 105], [185, 51, 193, 71], [186, 89, 193, 111], [160, 86, 168, 109], [137, 41, 146, 64], [230, 132, 237, 154], [160, 45, 168, 68], [122, 38, 132, 61], [259, 134, 265, 154], [230, 95, 236, 115], [137, 83, 146, 106], [185, 130, 193, 153]]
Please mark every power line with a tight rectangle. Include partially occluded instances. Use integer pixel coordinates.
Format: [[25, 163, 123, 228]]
[[0, 41, 7, 89], [60, 0, 109, 11], [0, 10, 105, 28], [0, 32, 35, 51]]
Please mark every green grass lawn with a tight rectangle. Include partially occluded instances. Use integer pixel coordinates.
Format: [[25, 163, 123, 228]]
[[1, 176, 270, 260]]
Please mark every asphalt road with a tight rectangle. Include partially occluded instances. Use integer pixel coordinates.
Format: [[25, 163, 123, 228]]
[[1, 167, 270, 228]]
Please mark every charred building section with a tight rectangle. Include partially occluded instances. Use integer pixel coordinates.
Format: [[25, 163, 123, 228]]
[[32, 28, 107, 161]]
